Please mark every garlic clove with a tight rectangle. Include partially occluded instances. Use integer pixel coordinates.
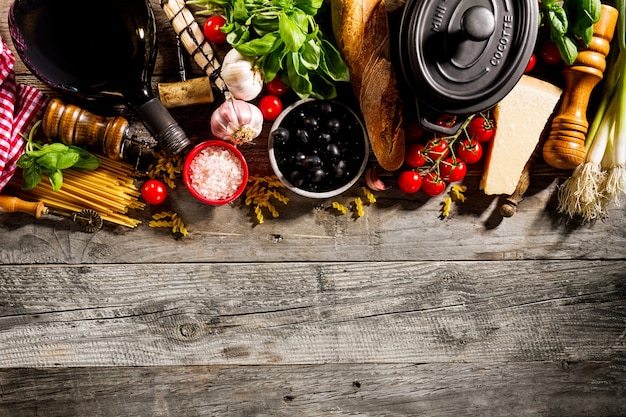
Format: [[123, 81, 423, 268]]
[[220, 49, 264, 101]]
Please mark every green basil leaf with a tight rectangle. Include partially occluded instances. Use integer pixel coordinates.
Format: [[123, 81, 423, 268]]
[[250, 14, 279, 35], [37, 150, 79, 170], [319, 38, 350, 82], [232, 0, 249, 22], [300, 39, 321, 70], [261, 40, 287, 82], [556, 35, 579, 65], [21, 164, 42, 190], [16, 154, 34, 169], [70, 146, 100, 170], [294, 0, 324, 15], [309, 71, 337, 99], [279, 11, 306, 52], [548, 6, 568, 39], [47, 169, 64, 192], [286, 52, 312, 99], [236, 31, 280, 56], [25, 142, 69, 158]]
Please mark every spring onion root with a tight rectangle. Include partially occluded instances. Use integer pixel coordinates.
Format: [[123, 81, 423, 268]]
[[557, 0, 626, 222]]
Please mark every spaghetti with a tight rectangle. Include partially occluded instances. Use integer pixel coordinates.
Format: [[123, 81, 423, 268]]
[[4, 154, 144, 228]]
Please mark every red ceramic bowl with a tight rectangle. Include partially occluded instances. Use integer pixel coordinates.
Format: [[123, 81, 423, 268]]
[[183, 140, 249, 205]]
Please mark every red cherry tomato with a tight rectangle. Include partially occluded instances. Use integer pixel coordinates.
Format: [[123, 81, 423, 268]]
[[424, 137, 450, 161], [468, 116, 496, 143], [405, 143, 427, 168], [405, 121, 424, 142], [203, 15, 228, 44], [141, 179, 168, 205], [422, 172, 447, 196], [259, 95, 283, 121], [436, 113, 457, 128], [525, 53, 537, 73], [457, 139, 483, 164], [440, 158, 467, 182], [397, 171, 422, 194], [539, 41, 562, 65], [265, 77, 290, 96]]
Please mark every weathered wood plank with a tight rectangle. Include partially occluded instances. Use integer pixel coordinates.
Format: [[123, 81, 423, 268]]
[[1, 174, 625, 264], [1, 261, 624, 367], [1, 362, 624, 417]]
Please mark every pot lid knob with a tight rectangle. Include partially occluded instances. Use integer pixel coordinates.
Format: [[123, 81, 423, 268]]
[[461, 6, 495, 41]]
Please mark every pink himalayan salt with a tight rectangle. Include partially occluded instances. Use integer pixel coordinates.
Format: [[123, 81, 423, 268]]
[[189, 146, 244, 201]]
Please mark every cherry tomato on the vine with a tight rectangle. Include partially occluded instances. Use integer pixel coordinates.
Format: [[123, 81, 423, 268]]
[[398, 171, 422, 194], [259, 95, 283, 121], [457, 138, 483, 164], [539, 40, 562, 65], [422, 172, 447, 197], [265, 77, 290, 96], [424, 137, 450, 161], [141, 179, 168, 205], [405, 143, 427, 168], [440, 158, 467, 182], [468, 116, 495, 143], [203, 15, 227, 44]]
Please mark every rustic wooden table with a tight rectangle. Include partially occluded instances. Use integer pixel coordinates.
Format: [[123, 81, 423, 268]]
[[1, 0, 625, 416]]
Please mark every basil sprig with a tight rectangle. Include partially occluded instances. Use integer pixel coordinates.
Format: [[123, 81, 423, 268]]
[[541, 0, 602, 65], [190, 0, 350, 99], [16, 121, 100, 192]]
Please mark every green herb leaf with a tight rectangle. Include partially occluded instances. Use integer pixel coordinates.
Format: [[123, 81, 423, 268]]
[[556, 35, 579, 65], [300, 38, 321, 70], [319, 39, 350, 82], [236, 31, 280, 56], [47, 169, 64, 192], [21, 164, 42, 191], [548, 5, 568, 39], [70, 146, 101, 170], [36, 150, 80, 171], [279, 11, 306, 52], [286, 52, 312, 99], [294, 0, 324, 15]]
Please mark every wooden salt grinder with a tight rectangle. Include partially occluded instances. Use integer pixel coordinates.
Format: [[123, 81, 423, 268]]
[[542, 5, 619, 170], [42, 98, 129, 160]]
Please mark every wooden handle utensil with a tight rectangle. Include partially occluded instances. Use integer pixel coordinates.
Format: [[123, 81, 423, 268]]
[[542, 5, 618, 170], [0, 195, 46, 218]]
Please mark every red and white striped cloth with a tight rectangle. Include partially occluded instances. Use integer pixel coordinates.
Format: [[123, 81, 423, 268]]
[[0, 35, 49, 191]]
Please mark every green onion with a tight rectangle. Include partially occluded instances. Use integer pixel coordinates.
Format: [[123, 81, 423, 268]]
[[558, 0, 625, 222]]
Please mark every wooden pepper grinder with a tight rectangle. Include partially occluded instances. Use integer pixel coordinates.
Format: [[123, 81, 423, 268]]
[[42, 98, 129, 160], [542, 5, 619, 170]]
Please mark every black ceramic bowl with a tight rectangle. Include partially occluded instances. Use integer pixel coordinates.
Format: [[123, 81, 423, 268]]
[[268, 99, 369, 199]]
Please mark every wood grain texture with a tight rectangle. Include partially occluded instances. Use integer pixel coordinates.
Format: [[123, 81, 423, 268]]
[[1, 1, 625, 416], [1, 362, 625, 417], [1, 261, 624, 367]]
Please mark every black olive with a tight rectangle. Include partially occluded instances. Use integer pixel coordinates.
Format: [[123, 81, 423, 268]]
[[292, 151, 306, 166], [326, 143, 340, 159], [332, 160, 347, 177], [317, 132, 332, 144], [309, 168, 325, 183], [290, 170, 304, 187], [319, 102, 333, 115], [296, 129, 310, 144], [303, 116, 319, 130], [272, 127, 290, 147], [303, 154, 322, 171], [326, 118, 341, 134]]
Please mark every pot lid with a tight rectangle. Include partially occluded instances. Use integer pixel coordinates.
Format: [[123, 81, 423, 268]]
[[398, 0, 538, 119]]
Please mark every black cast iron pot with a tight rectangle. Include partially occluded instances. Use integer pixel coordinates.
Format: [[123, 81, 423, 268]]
[[398, 0, 538, 135]]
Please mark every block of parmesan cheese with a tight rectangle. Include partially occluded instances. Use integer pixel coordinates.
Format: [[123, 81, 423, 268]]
[[480, 75, 563, 195]]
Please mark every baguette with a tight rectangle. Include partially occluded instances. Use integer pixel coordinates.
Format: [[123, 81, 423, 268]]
[[331, 0, 405, 172]]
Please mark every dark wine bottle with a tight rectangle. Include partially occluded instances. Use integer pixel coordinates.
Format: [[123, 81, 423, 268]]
[[8, 0, 190, 156]]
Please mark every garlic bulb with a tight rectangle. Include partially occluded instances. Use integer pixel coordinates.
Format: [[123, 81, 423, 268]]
[[220, 49, 264, 101], [210, 99, 264, 145]]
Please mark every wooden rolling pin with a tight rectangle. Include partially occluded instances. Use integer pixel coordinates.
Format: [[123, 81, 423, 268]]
[[542, 5, 618, 170]]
